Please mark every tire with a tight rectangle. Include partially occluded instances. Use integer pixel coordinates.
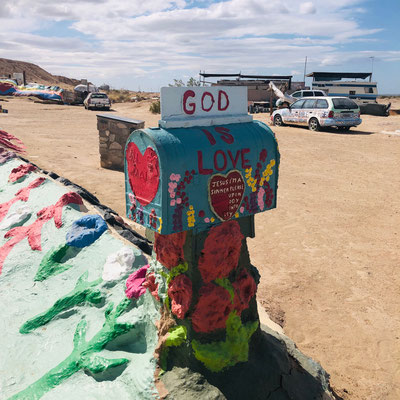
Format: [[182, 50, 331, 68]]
[[274, 114, 284, 126], [308, 117, 320, 131], [338, 126, 350, 132]]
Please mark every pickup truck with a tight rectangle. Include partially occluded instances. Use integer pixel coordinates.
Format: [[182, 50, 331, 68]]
[[84, 93, 111, 110]]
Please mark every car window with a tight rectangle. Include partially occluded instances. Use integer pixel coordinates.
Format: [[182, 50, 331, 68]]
[[290, 99, 305, 109], [315, 99, 328, 109], [292, 92, 301, 97], [332, 98, 358, 109], [302, 99, 316, 108], [315, 91, 325, 96], [91, 93, 108, 98], [302, 91, 313, 97]]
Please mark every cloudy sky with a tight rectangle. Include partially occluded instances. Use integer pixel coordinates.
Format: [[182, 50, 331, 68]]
[[1, 0, 399, 93]]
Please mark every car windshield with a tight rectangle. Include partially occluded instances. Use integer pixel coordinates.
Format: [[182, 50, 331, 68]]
[[332, 98, 358, 109], [91, 94, 107, 98]]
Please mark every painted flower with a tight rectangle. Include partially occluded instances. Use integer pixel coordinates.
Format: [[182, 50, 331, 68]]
[[233, 268, 257, 315], [192, 283, 233, 333], [125, 264, 150, 299], [102, 247, 135, 281], [198, 220, 243, 283], [142, 272, 160, 301], [154, 231, 186, 269], [168, 274, 192, 319]]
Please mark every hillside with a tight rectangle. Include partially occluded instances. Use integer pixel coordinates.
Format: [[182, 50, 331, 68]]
[[0, 58, 81, 89]]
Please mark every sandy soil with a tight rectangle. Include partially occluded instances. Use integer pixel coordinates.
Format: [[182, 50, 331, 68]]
[[1, 96, 400, 400]]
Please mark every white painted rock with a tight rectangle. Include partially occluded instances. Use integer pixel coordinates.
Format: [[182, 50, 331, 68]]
[[0, 204, 32, 230], [102, 246, 135, 281]]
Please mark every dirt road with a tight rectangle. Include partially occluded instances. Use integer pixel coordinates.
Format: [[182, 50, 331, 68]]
[[1, 97, 399, 399]]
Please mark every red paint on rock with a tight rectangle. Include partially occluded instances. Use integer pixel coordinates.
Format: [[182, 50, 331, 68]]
[[154, 231, 186, 269], [0, 192, 83, 275], [168, 274, 192, 319], [142, 272, 160, 301], [125, 264, 150, 299], [198, 220, 243, 283], [192, 283, 233, 333], [14, 177, 46, 201], [0, 130, 25, 153], [9, 164, 37, 182], [0, 178, 45, 222], [233, 268, 257, 315]]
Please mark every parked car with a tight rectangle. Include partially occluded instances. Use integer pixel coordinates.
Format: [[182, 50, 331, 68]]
[[271, 96, 362, 131], [84, 92, 111, 110], [275, 89, 326, 107]]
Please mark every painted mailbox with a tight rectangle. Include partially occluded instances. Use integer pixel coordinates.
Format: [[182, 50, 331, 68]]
[[124, 86, 280, 234]]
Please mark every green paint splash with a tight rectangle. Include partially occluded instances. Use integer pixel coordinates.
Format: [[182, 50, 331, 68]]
[[160, 325, 187, 372], [20, 271, 103, 334], [35, 243, 79, 281], [10, 299, 134, 400], [214, 278, 234, 303], [192, 312, 258, 373]]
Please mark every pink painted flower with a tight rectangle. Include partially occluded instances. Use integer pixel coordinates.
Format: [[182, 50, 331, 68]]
[[240, 206, 245, 213], [170, 200, 176, 206], [204, 218, 210, 223], [125, 264, 150, 299], [176, 197, 182, 204], [257, 188, 265, 211]]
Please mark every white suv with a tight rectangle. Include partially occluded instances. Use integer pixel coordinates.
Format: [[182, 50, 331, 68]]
[[272, 96, 362, 131], [276, 89, 326, 107]]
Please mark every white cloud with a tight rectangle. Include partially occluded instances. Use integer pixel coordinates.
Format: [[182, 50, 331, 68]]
[[0, 0, 395, 90], [299, 2, 316, 14]]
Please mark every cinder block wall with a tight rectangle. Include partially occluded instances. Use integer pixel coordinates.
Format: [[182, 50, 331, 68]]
[[97, 114, 144, 170]]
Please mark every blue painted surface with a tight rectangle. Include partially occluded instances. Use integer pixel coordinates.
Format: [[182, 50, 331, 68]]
[[66, 215, 108, 248], [124, 121, 280, 235]]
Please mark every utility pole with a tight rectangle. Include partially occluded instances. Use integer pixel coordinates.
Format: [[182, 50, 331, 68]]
[[303, 56, 308, 84], [369, 56, 375, 81]]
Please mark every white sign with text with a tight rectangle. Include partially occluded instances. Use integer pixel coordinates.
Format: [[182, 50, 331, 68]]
[[159, 86, 253, 128]]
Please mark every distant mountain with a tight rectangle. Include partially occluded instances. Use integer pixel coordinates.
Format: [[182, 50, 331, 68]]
[[0, 58, 81, 88]]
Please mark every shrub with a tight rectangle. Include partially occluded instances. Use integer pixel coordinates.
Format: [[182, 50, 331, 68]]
[[149, 100, 160, 114]]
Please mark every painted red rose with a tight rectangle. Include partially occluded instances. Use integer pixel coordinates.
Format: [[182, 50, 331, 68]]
[[154, 231, 186, 269], [198, 220, 243, 283], [192, 283, 233, 333], [168, 274, 192, 319], [233, 268, 257, 315], [143, 272, 160, 301]]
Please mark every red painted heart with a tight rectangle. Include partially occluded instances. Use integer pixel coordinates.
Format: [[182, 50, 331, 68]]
[[126, 143, 160, 206], [209, 170, 245, 221]]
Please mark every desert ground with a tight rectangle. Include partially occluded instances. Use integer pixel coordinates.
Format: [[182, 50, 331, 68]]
[[1, 96, 399, 400]]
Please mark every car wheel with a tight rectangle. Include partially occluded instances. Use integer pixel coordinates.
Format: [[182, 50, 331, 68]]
[[274, 114, 284, 126], [338, 126, 350, 132], [308, 117, 320, 131]]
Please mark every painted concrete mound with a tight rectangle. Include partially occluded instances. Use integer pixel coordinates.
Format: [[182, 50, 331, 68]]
[[0, 157, 160, 399]]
